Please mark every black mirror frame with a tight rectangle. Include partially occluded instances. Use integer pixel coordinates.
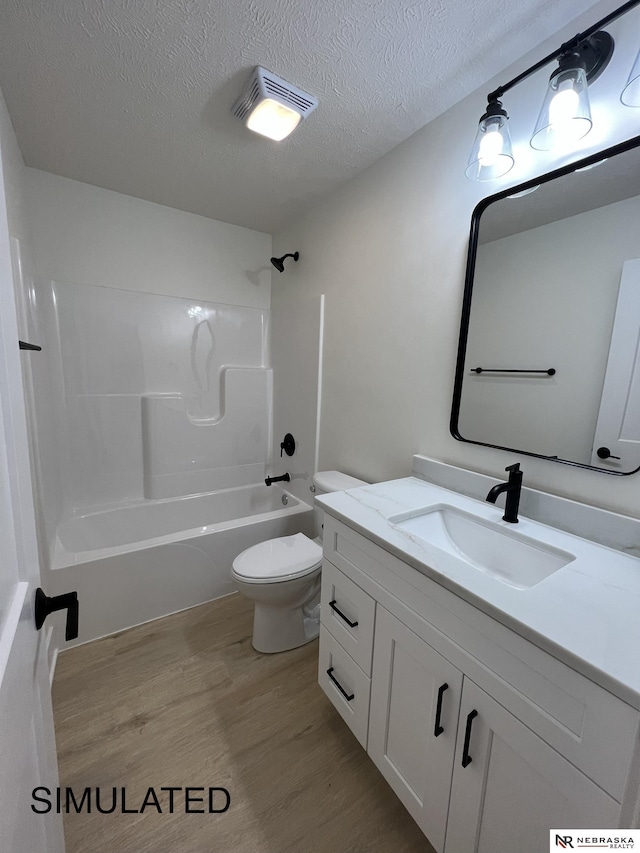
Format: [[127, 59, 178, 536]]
[[450, 132, 640, 476]]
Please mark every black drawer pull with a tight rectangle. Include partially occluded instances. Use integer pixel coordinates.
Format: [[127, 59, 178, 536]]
[[461, 709, 478, 768], [434, 682, 448, 737], [329, 599, 358, 628], [327, 667, 354, 701]]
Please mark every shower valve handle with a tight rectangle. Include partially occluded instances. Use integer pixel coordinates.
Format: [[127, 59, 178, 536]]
[[280, 433, 296, 457], [34, 588, 79, 641]]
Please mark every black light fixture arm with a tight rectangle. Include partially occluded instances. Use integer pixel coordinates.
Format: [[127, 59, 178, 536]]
[[487, 0, 640, 103]]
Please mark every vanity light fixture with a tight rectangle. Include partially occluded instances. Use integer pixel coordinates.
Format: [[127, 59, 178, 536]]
[[232, 67, 318, 141], [466, 0, 639, 181], [530, 49, 593, 150], [531, 33, 613, 151], [465, 98, 514, 181]]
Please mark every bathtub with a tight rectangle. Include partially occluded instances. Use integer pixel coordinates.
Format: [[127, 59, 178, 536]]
[[49, 484, 314, 646]]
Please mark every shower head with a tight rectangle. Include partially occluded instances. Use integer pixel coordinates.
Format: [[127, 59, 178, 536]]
[[270, 251, 299, 272]]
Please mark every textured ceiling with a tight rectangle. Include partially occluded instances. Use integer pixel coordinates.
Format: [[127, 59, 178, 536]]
[[0, 0, 601, 233]]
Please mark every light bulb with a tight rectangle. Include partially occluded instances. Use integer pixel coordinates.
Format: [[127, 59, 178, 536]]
[[531, 65, 591, 151], [549, 83, 579, 123], [246, 98, 301, 141], [547, 81, 583, 145], [478, 125, 504, 167]]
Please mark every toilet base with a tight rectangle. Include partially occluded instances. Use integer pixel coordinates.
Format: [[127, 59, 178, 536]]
[[248, 572, 320, 654]]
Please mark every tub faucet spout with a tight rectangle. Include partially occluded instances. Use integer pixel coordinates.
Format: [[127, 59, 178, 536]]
[[486, 463, 522, 523], [265, 473, 291, 487]]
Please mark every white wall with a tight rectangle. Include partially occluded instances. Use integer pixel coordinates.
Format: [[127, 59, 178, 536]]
[[26, 169, 272, 307], [271, 0, 640, 518]]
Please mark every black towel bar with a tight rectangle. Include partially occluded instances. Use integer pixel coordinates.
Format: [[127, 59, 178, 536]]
[[471, 367, 555, 376]]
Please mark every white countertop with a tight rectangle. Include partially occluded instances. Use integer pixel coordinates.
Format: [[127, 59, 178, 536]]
[[318, 476, 640, 708]]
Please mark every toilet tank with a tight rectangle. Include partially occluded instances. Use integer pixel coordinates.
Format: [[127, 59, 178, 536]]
[[312, 470, 368, 539]]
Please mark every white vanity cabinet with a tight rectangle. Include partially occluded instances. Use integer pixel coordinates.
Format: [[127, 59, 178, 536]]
[[318, 514, 640, 853]]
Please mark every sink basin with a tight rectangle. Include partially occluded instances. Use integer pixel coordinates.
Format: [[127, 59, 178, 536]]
[[388, 504, 575, 589]]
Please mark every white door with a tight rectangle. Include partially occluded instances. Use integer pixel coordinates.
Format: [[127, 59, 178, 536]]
[[444, 680, 619, 853], [591, 258, 640, 470], [0, 149, 64, 849], [368, 607, 463, 853]]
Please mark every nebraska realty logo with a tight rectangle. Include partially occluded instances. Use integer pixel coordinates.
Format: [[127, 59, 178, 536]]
[[551, 830, 640, 850]]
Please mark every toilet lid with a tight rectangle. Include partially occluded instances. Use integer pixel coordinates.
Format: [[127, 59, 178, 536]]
[[232, 533, 323, 583]]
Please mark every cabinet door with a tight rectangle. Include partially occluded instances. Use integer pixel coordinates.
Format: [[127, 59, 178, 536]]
[[368, 606, 463, 853], [444, 679, 620, 853]]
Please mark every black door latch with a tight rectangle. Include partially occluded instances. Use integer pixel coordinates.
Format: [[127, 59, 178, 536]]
[[34, 588, 79, 641]]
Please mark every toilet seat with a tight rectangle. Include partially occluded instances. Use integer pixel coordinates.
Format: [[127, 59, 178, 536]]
[[232, 533, 322, 584]]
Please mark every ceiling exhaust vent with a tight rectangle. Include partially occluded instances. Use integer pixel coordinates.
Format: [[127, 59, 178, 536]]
[[232, 66, 318, 141]]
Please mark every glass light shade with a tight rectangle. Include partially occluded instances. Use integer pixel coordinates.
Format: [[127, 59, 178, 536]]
[[465, 113, 514, 181], [531, 66, 592, 151], [621, 49, 640, 106], [245, 98, 302, 141]]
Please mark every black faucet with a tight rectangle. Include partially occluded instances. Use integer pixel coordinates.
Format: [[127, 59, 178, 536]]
[[265, 473, 290, 487], [485, 463, 523, 523]]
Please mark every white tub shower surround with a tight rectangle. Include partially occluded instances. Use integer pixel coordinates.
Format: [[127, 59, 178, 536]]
[[36, 279, 315, 644]]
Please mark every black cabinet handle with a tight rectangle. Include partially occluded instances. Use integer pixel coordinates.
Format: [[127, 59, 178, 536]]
[[597, 446, 621, 460], [461, 709, 478, 768], [34, 588, 79, 641], [327, 667, 354, 701], [19, 340, 42, 351], [434, 682, 449, 737], [329, 599, 358, 628]]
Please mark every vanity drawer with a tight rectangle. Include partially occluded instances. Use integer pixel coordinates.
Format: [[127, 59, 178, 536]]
[[318, 626, 371, 749], [321, 560, 376, 676]]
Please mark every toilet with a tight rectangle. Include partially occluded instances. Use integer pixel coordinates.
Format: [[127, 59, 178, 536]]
[[232, 471, 368, 653]]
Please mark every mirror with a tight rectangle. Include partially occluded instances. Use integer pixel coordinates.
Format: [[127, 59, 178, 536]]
[[451, 134, 640, 474]]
